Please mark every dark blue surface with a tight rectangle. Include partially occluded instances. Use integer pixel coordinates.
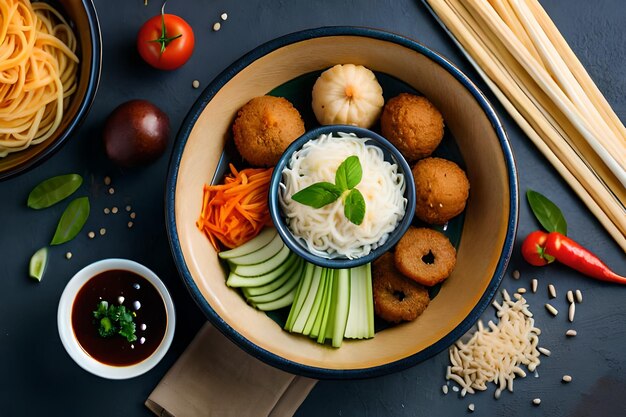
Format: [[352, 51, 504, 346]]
[[0, 0, 624, 415]]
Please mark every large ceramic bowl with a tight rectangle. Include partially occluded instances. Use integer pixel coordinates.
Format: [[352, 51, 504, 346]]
[[166, 27, 518, 379], [0, 0, 101, 181]]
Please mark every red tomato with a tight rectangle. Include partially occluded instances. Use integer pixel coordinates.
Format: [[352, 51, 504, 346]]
[[137, 13, 194, 70], [521, 230, 554, 266]]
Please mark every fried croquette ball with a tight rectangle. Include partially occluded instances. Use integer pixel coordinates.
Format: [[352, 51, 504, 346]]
[[412, 157, 469, 224], [380, 93, 444, 161], [312, 64, 384, 128], [232, 96, 305, 166], [372, 252, 430, 323], [394, 227, 457, 287]]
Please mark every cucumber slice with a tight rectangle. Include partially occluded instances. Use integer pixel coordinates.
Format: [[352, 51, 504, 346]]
[[244, 255, 300, 296], [365, 263, 375, 338], [227, 252, 294, 287], [344, 266, 361, 339], [332, 268, 350, 348], [316, 269, 336, 344], [29, 247, 48, 282], [218, 228, 277, 259], [303, 268, 328, 336], [244, 259, 304, 304], [253, 288, 297, 311], [291, 266, 324, 333], [310, 268, 334, 339], [285, 262, 314, 331], [227, 232, 283, 265], [233, 244, 290, 277]]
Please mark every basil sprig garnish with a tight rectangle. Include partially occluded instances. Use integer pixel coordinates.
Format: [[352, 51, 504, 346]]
[[50, 196, 90, 245], [292, 156, 366, 225], [27, 174, 83, 209], [526, 189, 567, 235]]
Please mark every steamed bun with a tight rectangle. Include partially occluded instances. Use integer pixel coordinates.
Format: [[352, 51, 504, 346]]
[[312, 64, 384, 128]]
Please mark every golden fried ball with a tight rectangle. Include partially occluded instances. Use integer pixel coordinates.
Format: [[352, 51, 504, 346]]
[[380, 93, 444, 162], [232, 96, 305, 166], [412, 157, 470, 224]]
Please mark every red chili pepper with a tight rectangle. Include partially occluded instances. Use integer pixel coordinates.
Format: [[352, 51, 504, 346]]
[[521, 231, 554, 266], [544, 232, 626, 284]]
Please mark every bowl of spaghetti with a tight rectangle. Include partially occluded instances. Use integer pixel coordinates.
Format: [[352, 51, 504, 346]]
[[269, 125, 416, 269], [0, 0, 101, 180]]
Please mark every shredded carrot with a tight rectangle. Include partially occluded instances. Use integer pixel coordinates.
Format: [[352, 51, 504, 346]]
[[197, 164, 274, 251]]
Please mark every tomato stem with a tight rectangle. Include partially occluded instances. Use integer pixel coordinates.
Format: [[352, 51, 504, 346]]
[[148, 1, 182, 55]]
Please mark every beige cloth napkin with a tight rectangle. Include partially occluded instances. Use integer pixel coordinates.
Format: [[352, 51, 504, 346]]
[[146, 322, 317, 417]]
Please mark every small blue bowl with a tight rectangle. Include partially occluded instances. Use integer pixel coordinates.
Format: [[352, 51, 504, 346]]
[[268, 125, 416, 269]]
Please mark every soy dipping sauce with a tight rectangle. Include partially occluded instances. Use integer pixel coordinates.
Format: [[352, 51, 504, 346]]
[[71, 270, 167, 366]]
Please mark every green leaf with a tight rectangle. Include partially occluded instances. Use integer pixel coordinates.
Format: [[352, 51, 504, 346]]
[[119, 320, 137, 343], [98, 317, 116, 338], [335, 156, 362, 191], [526, 190, 567, 235], [292, 182, 342, 208], [344, 188, 366, 225], [93, 301, 109, 319], [27, 174, 82, 209], [50, 197, 90, 245]]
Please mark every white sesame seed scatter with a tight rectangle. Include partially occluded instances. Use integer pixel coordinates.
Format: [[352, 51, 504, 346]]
[[512, 269, 520, 279], [112, 206, 118, 214], [133, 300, 141, 311], [192, 80, 200, 89], [125, 205, 132, 212], [442, 385, 448, 395], [532, 279, 538, 293], [131, 344, 135, 349], [538, 347, 551, 356], [566, 329, 577, 337], [569, 303, 575, 322], [140, 337, 146, 345], [517, 287, 526, 294], [108, 187, 115, 195], [575, 289, 583, 303], [213, 22, 221, 31], [88, 231, 95, 239], [104, 176, 111, 186], [221, 12, 228, 21], [128, 221, 134, 228], [452, 386, 459, 392], [130, 212, 136, 219], [562, 375, 572, 383], [545, 303, 558, 316], [133, 283, 140, 290], [533, 398, 541, 405], [548, 284, 556, 298], [140, 323, 147, 331], [494, 388, 501, 399], [99, 228, 106, 236], [104, 208, 110, 214], [118, 296, 125, 304], [468, 403, 475, 412], [567, 290, 574, 303], [65, 252, 72, 260]]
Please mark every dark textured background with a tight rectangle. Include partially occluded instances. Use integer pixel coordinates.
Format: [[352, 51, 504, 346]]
[[1, 0, 624, 416]]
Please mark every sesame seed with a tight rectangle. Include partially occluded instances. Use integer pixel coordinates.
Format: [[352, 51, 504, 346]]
[[548, 284, 556, 298], [112, 206, 119, 214], [468, 404, 475, 412], [130, 212, 136, 219], [533, 398, 541, 405], [494, 388, 501, 399], [140, 323, 147, 331], [569, 302, 575, 322], [514, 293, 522, 300], [575, 289, 583, 303], [104, 208, 110, 214], [140, 337, 146, 345], [108, 187, 115, 195], [562, 375, 572, 383], [192, 80, 200, 89], [517, 287, 526, 294], [567, 290, 574, 303], [132, 300, 141, 310], [452, 386, 459, 392], [442, 385, 448, 395], [538, 347, 551, 356], [213, 22, 221, 31], [99, 228, 106, 236], [566, 329, 577, 337], [221, 12, 228, 21], [512, 270, 520, 279], [104, 176, 111, 185], [88, 231, 95, 239], [118, 296, 125, 304], [545, 303, 558, 316], [65, 252, 72, 260], [532, 278, 538, 293], [128, 221, 134, 228], [125, 205, 132, 212]]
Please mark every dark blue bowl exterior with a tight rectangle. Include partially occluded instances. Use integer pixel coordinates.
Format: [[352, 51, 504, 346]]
[[165, 26, 519, 379], [0, 0, 102, 181], [268, 125, 416, 269]]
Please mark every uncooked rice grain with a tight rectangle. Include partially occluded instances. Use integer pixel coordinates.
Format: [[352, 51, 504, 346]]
[[517, 288, 526, 294], [576, 289, 583, 303], [548, 284, 556, 298], [512, 270, 520, 279], [569, 303, 575, 322], [538, 347, 551, 356], [562, 375, 572, 383], [532, 279, 538, 293], [567, 290, 574, 303], [545, 303, 558, 316], [442, 385, 448, 394], [566, 329, 577, 337]]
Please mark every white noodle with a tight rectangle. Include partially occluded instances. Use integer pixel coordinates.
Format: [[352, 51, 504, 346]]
[[280, 133, 406, 259]]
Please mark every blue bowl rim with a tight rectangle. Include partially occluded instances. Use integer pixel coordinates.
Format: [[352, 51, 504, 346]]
[[0, 0, 102, 181], [165, 26, 519, 380], [268, 124, 416, 269]]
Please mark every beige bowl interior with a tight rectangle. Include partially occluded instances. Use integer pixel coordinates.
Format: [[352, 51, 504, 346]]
[[174, 35, 511, 370]]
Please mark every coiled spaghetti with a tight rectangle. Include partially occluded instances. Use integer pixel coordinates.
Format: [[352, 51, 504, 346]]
[[280, 133, 406, 259], [0, 0, 78, 157]]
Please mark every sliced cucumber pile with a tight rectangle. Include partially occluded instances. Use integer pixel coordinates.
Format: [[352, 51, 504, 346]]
[[220, 227, 375, 347]]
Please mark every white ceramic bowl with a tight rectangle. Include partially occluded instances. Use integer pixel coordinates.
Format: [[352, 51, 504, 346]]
[[57, 259, 175, 379]]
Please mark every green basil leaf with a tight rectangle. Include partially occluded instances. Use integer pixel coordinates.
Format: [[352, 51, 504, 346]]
[[526, 189, 567, 235], [50, 197, 90, 245], [292, 182, 342, 208], [27, 174, 83, 209], [344, 188, 366, 225], [335, 155, 362, 191]]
